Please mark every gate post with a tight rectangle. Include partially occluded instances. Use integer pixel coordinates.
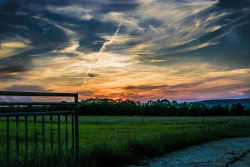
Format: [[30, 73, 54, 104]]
[[74, 94, 79, 167], [0, 91, 80, 167]]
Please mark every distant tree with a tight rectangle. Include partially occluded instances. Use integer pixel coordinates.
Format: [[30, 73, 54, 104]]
[[178, 102, 189, 116], [209, 104, 229, 116], [231, 103, 245, 115], [46, 98, 248, 116]]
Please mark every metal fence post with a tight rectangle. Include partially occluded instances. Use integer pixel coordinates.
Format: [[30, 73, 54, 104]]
[[16, 116, 19, 167], [7, 116, 10, 167], [42, 115, 46, 167], [25, 116, 28, 167], [50, 115, 53, 167], [34, 115, 38, 166], [0, 91, 79, 167], [75, 94, 79, 167], [65, 115, 69, 167], [58, 115, 61, 167], [71, 114, 75, 166]]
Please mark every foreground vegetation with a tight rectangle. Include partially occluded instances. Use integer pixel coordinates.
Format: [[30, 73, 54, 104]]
[[0, 116, 250, 166]]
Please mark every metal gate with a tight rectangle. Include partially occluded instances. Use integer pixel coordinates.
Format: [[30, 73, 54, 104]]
[[0, 91, 79, 167]]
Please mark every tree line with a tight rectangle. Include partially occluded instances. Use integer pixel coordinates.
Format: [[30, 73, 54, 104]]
[[78, 98, 250, 116], [0, 98, 249, 116]]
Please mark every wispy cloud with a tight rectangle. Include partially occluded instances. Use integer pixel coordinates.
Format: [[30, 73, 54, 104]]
[[99, 0, 250, 58], [0, 39, 32, 59], [1, 0, 250, 101], [47, 5, 93, 20]]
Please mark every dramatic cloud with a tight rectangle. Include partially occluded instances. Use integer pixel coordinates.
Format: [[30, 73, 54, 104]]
[[0, 0, 250, 102]]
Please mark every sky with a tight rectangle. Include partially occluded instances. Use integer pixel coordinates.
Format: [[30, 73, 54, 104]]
[[0, 0, 250, 102]]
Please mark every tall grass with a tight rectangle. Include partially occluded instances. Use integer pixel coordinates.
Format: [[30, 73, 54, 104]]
[[0, 116, 250, 166], [78, 120, 250, 166]]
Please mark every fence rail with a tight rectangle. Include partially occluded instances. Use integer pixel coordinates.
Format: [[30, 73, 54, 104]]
[[0, 91, 79, 167], [0, 102, 77, 105]]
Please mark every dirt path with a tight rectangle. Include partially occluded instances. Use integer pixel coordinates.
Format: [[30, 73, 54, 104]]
[[123, 137, 250, 167]]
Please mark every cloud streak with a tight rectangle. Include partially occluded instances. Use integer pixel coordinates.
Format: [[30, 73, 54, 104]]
[[83, 24, 121, 85]]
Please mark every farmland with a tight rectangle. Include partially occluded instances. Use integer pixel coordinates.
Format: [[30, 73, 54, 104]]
[[0, 116, 250, 166]]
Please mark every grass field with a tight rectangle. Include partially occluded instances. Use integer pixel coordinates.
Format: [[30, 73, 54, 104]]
[[0, 116, 250, 166]]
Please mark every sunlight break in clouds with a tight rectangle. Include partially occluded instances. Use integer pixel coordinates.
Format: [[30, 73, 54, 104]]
[[83, 24, 121, 85], [27, 52, 250, 102], [1, 0, 250, 102]]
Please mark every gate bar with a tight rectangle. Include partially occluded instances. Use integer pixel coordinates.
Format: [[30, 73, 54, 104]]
[[72, 114, 75, 167], [34, 115, 38, 167], [65, 115, 68, 167], [25, 116, 28, 167], [0, 91, 77, 97], [0, 91, 79, 167], [16, 116, 19, 167], [0, 102, 76, 105], [58, 115, 61, 167], [7, 116, 10, 167], [0, 111, 75, 117], [75, 95, 79, 166], [42, 115, 45, 167], [50, 115, 53, 167]]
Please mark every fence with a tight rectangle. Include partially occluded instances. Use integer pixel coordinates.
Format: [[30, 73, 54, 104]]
[[0, 91, 79, 167]]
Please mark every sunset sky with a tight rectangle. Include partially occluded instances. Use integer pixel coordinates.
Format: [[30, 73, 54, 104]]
[[0, 0, 250, 102]]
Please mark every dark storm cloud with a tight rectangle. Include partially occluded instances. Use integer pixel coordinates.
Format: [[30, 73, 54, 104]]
[[77, 20, 120, 52], [0, 0, 249, 102], [190, 83, 250, 96], [125, 85, 167, 90], [78, 90, 96, 97], [97, 1, 139, 13], [88, 73, 98, 78], [1, 0, 249, 61], [0, 1, 19, 12], [124, 77, 228, 91], [43, 0, 139, 52], [0, 0, 70, 48], [0, 0, 74, 78], [0, 64, 28, 73], [162, 90, 178, 95], [169, 77, 227, 89], [109, 92, 145, 99], [0, 74, 21, 80], [217, 0, 250, 9], [0, 63, 29, 80], [153, 1, 250, 69], [94, 92, 145, 100], [199, 0, 250, 45], [171, 20, 250, 69], [0, 84, 50, 102], [4, 84, 51, 92], [159, 1, 250, 54], [0, 0, 139, 56], [113, 0, 250, 70], [241, 90, 250, 97], [0, 96, 32, 102], [0, 0, 139, 59]]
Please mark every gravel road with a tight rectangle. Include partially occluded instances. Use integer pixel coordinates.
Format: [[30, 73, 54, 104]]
[[122, 137, 250, 167]]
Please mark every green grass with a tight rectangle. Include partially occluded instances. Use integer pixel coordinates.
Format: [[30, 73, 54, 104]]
[[0, 116, 250, 166]]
